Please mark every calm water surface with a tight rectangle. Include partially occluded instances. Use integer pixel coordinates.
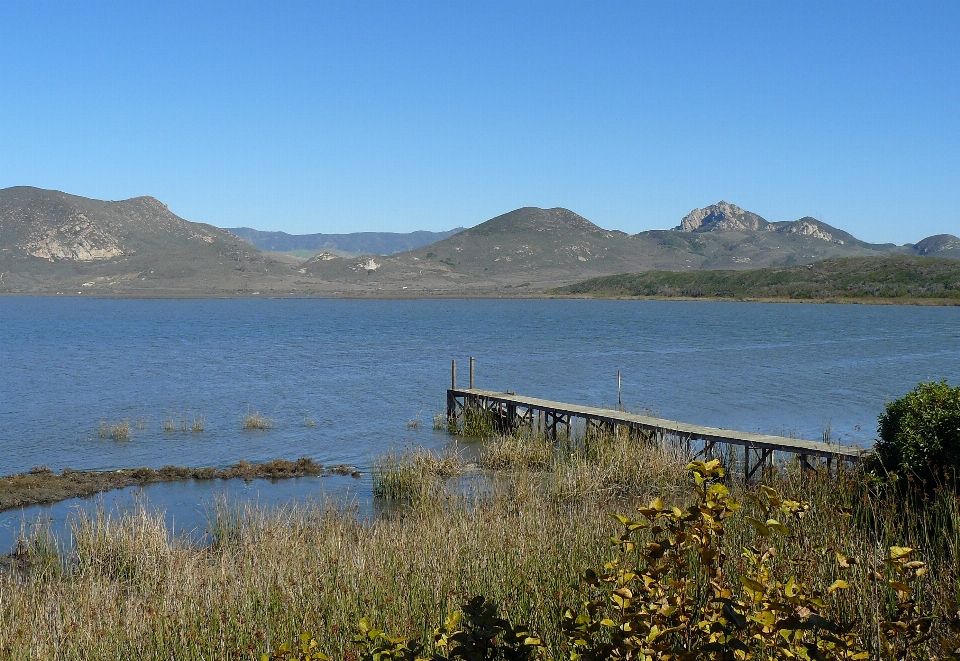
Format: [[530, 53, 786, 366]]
[[2, 297, 958, 549]]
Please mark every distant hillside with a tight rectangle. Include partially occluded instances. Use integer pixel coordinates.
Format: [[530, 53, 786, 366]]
[[912, 234, 960, 259], [299, 204, 914, 292], [2, 188, 956, 297], [223, 226, 466, 256], [299, 207, 667, 290], [0, 186, 300, 295], [551, 256, 960, 302]]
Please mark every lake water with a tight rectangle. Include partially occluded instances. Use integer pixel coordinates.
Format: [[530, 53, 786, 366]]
[[2, 297, 959, 550]]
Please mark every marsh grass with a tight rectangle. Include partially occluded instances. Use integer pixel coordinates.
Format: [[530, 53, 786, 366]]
[[97, 420, 130, 441], [372, 445, 465, 502], [406, 412, 422, 429], [2, 425, 959, 660], [478, 428, 554, 471], [12, 519, 62, 578], [0, 480, 615, 660], [162, 411, 187, 433], [242, 410, 274, 430], [190, 415, 205, 433], [72, 502, 173, 584], [302, 416, 316, 427], [433, 412, 446, 430], [450, 405, 497, 437]]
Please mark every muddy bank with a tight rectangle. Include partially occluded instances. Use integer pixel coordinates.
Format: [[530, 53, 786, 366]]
[[0, 458, 360, 512]]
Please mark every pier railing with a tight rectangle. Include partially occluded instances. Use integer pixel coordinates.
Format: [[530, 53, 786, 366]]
[[445, 359, 862, 482]]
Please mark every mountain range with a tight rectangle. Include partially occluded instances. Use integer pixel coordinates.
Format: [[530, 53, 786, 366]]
[[1, 187, 957, 296], [223, 226, 466, 257], [298, 203, 959, 293]]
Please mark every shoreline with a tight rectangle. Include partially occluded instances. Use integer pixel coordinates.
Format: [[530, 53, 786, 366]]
[[1, 291, 958, 306], [0, 458, 361, 513]]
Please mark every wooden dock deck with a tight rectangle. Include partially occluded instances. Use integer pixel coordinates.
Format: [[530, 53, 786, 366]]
[[446, 362, 861, 481]]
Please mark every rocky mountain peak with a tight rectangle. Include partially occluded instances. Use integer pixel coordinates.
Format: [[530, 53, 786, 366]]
[[768, 217, 843, 244], [676, 201, 769, 233], [914, 234, 960, 255]]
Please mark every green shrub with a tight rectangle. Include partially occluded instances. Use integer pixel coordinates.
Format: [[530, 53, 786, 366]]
[[871, 380, 960, 485]]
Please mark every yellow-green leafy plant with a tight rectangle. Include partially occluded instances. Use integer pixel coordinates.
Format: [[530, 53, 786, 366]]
[[433, 596, 543, 661], [870, 545, 933, 660], [266, 597, 543, 661], [262, 633, 329, 660], [352, 617, 426, 661], [560, 459, 872, 660]]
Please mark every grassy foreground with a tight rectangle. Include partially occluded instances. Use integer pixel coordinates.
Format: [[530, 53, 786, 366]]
[[1, 428, 959, 659], [550, 255, 960, 302]]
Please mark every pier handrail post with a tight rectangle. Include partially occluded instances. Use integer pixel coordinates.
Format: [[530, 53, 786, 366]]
[[452, 359, 457, 390], [470, 357, 475, 389]]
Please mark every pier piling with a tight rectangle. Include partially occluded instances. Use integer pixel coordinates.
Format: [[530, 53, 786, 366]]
[[445, 358, 860, 481]]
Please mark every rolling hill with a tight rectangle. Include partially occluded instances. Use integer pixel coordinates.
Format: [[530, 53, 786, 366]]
[[0, 186, 301, 295]]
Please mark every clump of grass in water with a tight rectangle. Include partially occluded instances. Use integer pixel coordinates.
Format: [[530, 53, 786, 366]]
[[72, 502, 173, 584], [98, 420, 131, 441], [406, 412, 422, 429], [13, 518, 62, 578], [433, 412, 447, 430], [242, 411, 274, 430], [191, 415, 205, 433], [302, 416, 316, 427], [449, 405, 497, 437], [373, 445, 464, 502], [162, 411, 185, 433]]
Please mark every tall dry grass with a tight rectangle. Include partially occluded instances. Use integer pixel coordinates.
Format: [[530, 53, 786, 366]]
[[1, 423, 958, 660]]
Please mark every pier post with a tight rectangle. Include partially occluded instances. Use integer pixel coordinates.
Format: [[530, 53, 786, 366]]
[[470, 357, 474, 389], [452, 359, 457, 389]]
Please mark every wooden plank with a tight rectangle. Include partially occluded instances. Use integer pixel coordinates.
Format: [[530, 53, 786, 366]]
[[449, 388, 862, 460]]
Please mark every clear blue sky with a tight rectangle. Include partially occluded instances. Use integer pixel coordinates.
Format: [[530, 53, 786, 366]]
[[1, 1, 958, 243]]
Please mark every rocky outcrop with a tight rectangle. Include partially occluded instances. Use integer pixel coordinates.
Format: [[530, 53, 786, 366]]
[[768, 219, 843, 244], [913, 234, 960, 255], [21, 213, 127, 261], [676, 201, 769, 232]]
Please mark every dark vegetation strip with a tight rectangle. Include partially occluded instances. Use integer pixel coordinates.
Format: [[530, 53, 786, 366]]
[[0, 458, 360, 512], [551, 255, 960, 301]]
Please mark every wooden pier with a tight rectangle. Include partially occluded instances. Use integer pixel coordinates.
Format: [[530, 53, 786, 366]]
[[446, 359, 861, 481]]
